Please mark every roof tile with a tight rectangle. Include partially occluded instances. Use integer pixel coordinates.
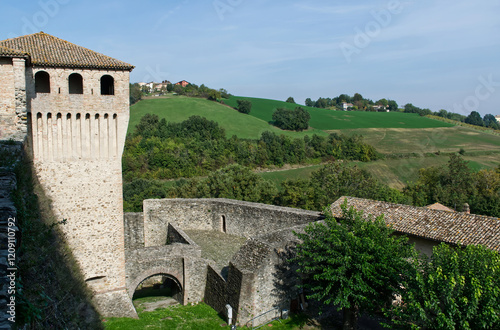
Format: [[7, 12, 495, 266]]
[[0, 32, 133, 70], [330, 196, 500, 252]]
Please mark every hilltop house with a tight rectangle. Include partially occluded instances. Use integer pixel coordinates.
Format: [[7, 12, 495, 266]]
[[342, 102, 353, 110], [496, 115, 500, 122], [175, 80, 189, 87]]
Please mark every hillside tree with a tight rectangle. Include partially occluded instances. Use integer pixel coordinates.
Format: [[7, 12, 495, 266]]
[[286, 96, 295, 103], [465, 111, 484, 126], [236, 99, 252, 114], [272, 107, 310, 131]]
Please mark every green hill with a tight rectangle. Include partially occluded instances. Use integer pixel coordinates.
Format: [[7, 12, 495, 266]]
[[224, 95, 454, 130], [129, 95, 500, 156], [130, 95, 453, 139], [129, 96, 325, 139], [127, 94, 500, 189]]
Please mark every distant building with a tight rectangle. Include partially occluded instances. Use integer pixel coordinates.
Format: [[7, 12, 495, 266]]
[[175, 80, 189, 87], [495, 115, 500, 122], [342, 102, 353, 110], [373, 104, 387, 111]]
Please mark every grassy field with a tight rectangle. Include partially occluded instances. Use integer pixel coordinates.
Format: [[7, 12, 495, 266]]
[[224, 95, 454, 129], [129, 96, 326, 139], [129, 95, 499, 188], [257, 152, 499, 190], [103, 299, 310, 329], [336, 126, 500, 154]]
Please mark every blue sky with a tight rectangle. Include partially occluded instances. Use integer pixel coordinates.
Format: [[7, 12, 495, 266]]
[[1, 0, 499, 116]]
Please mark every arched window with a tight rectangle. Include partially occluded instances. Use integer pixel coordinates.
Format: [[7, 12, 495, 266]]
[[100, 75, 114, 95], [68, 73, 83, 94], [35, 71, 50, 93]]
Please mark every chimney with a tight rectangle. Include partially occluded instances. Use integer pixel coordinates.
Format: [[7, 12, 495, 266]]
[[463, 203, 470, 214]]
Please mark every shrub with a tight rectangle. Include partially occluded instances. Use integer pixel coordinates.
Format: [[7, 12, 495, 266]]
[[236, 99, 252, 114]]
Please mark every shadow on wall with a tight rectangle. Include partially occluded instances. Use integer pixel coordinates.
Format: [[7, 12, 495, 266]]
[[271, 244, 303, 314], [0, 142, 101, 328]]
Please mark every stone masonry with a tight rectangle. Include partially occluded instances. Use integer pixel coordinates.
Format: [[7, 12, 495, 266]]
[[0, 33, 136, 318]]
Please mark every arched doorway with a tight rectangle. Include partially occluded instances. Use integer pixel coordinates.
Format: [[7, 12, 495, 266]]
[[132, 273, 183, 311]]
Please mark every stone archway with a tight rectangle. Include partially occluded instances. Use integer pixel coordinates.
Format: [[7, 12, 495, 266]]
[[127, 266, 184, 302], [133, 273, 183, 304]]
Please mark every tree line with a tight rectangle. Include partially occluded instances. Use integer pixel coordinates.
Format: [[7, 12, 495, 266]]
[[129, 82, 230, 105], [122, 114, 379, 182], [305, 92, 398, 111], [124, 144, 500, 219], [302, 92, 499, 130]]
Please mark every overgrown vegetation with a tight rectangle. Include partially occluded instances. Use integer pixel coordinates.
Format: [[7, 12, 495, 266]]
[[122, 114, 378, 182], [404, 154, 500, 217], [0, 144, 101, 329], [236, 99, 252, 114], [124, 161, 405, 212], [386, 244, 500, 329]]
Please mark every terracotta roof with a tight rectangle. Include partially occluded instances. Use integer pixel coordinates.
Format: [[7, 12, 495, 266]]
[[0, 45, 29, 58], [330, 196, 500, 252], [0, 32, 133, 70], [426, 202, 455, 212]]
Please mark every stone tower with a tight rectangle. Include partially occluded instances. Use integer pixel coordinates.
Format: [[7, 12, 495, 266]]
[[0, 32, 136, 317]]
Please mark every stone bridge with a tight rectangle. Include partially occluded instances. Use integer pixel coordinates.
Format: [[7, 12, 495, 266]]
[[124, 219, 212, 305]]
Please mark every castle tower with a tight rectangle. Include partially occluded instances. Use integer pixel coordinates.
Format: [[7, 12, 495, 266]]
[[0, 32, 137, 317]]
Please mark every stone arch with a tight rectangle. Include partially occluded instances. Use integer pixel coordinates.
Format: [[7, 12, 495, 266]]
[[35, 71, 50, 93], [100, 74, 114, 95], [128, 267, 184, 302], [68, 73, 83, 94]]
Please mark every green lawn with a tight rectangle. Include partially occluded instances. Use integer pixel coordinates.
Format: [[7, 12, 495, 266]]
[[129, 96, 326, 139], [337, 126, 500, 154], [225, 95, 454, 130], [103, 299, 310, 329], [255, 152, 500, 190]]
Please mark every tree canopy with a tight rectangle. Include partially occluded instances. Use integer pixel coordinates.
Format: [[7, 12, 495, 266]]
[[387, 244, 500, 329], [236, 99, 252, 114], [293, 202, 416, 329], [272, 107, 310, 131]]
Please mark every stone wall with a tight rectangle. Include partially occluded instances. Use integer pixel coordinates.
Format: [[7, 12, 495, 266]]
[[28, 68, 130, 162], [0, 144, 21, 330], [0, 57, 27, 141], [124, 212, 144, 250], [143, 199, 215, 246], [167, 223, 197, 246], [204, 265, 228, 315], [142, 198, 322, 246], [124, 243, 208, 305]]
